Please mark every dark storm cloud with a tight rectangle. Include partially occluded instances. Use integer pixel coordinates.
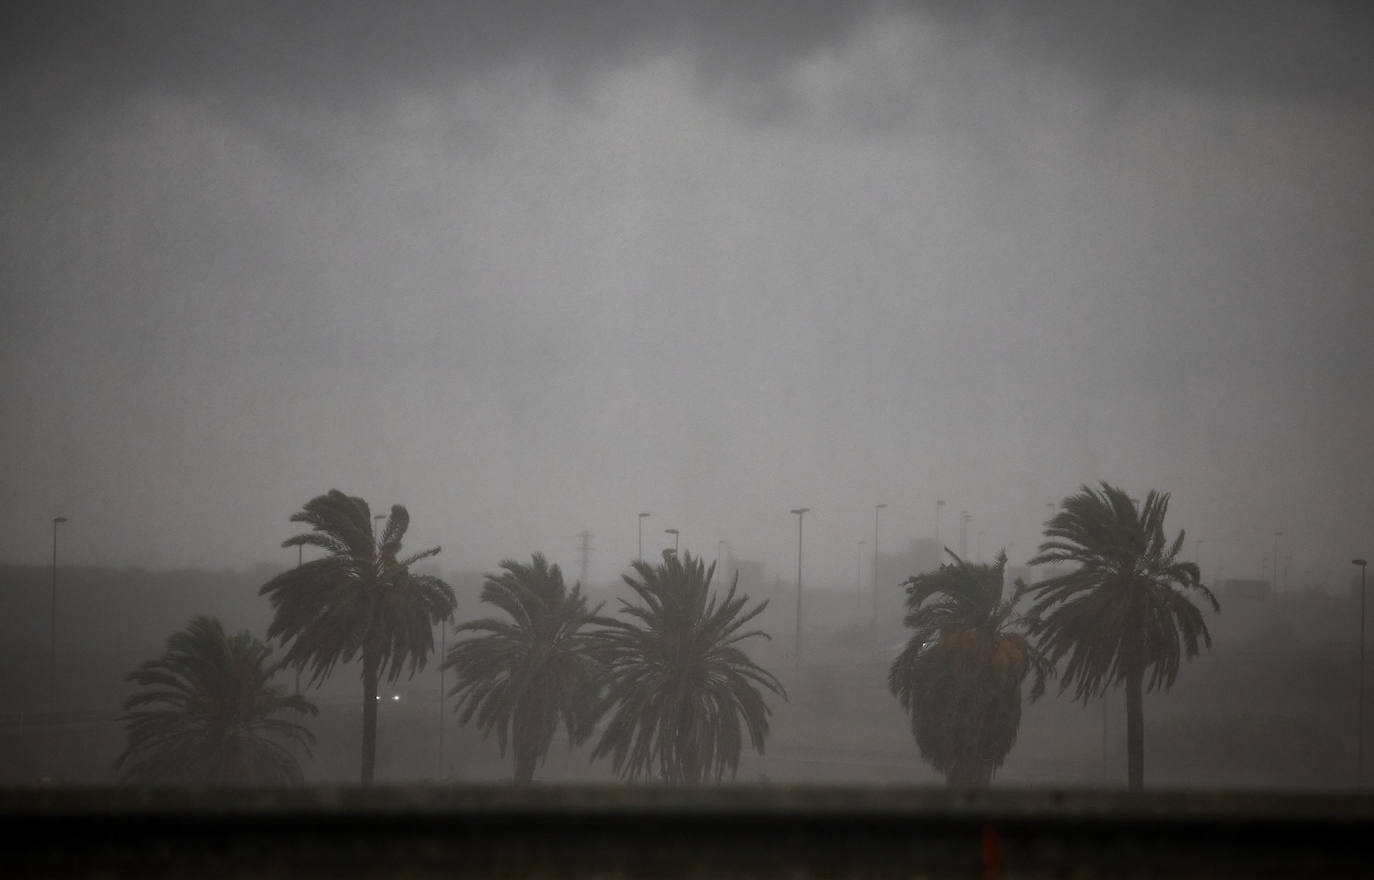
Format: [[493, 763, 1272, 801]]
[[0, 1, 875, 150], [918, 0, 1374, 107], [3, 1, 1371, 141], [1, 0, 1372, 583]]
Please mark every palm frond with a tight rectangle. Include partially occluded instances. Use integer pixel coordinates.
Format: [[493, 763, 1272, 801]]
[[443, 554, 602, 781], [116, 616, 316, 785], [590, 550, 785, 783], [1026, 483, 1220, 704]]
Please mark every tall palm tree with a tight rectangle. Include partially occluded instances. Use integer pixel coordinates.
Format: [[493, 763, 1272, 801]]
[[888, 550, 1049, 787], [259, 489, 456, 784], [1026, 482, 1220, 790], [591, 550, 785, 783], [116, 615, 316, 785], [444, 554, 603, 784]]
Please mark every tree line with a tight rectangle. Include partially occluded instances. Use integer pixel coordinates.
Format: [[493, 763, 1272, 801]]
[[113, 482, 1218, 791]]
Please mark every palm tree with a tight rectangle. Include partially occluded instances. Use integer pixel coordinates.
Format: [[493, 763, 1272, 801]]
[[1026, 482, 1220, 790], [444, 554, 602, 784], [259, 489, 456, 784], [116, 615, 316, 785], [887, 550, 1049, 787], [590, 550, 785, 783]]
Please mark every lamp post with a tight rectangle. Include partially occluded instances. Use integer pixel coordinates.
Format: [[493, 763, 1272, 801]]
[[665, 528, 679, 554], [959, 510, 971, 559], [438, 618, 448, 780], [1355, 558, 1368, 784], [872, 503, 886, 640], [934, 500, 945, 551], [293, 544, 302, 694], [637, 512, 650, 561], [49, 516, 67, 721], [977, 529, 984, 563], [1043, 502, 1056, 579], [857, 540, 866, 605], [1273, 532, 1284, 594], [791, 508, 810, 670]]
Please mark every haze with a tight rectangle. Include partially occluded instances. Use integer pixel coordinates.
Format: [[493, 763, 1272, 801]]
[[3, 1, 1372, 593]]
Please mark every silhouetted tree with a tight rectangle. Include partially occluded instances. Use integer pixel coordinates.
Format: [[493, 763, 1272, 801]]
[[116, 615, 316, 784], [888, 550, 1048, 787], [591, 550, 785, 782], [1026, 483, 1219, 791], [444, 554, 602, 783], [259, 490, 455, 784]]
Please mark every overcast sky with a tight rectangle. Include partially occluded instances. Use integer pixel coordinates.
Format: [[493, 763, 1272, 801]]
[[2, 1, 1372, 593]]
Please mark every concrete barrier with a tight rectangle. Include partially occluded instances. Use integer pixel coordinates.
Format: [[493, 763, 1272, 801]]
[[3, 786, 1373, 876]]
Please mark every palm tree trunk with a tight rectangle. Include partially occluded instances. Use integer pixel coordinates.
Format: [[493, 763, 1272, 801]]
[[513, 750, 537, 785], [946, 760, 994, 789], [1125, 665, 1144, 791], [361, 649, 379, 785]]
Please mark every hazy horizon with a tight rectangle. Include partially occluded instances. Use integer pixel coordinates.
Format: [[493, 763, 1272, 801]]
[[3, 2, 1372, 593]]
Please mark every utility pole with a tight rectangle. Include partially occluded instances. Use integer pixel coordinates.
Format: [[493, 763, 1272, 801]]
[[857, 541, 866, 605], [934, 500, 945, 552], [791, 508, 810, 671], [578, 529, 592, 587], [1272, 531, 1284, 594], [294, 545, 302, 695], [49, 516, 67, 721], [872, 503, 886, 640], [1355, 558, 1367, 785], [438, 618, 448, 780]]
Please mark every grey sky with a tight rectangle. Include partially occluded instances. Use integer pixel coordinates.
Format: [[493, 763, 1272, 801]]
[[2, 2, 1372, 592]]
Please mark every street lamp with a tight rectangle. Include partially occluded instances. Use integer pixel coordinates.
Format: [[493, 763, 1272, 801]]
[[438, 618, 449, 780], [934, 500, 945, 551], [1355, 558, 1368, 783], [872, 503, 886, 640], [665, 528, 679, 553], [857, 541, 866, 605], [791, 508, 810, 670], [292, 543, 303, 694], [637, 512, 651, 561], [1273, 532, 1284, 594], [959, 510, 972, 560], [49, 516, 67, 720]]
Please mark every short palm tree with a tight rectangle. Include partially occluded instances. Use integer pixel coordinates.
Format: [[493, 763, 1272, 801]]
[[888, 550, 1049, 787], [1026, 483, 1220, 790], [259, 490, 456, 784], [591, 550, 785, 783], [116, 615, 316, 785], [444, 554, 603, 784]]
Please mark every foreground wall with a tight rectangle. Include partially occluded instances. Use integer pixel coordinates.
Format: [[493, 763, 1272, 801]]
[[4, 787, 1372, 877]]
